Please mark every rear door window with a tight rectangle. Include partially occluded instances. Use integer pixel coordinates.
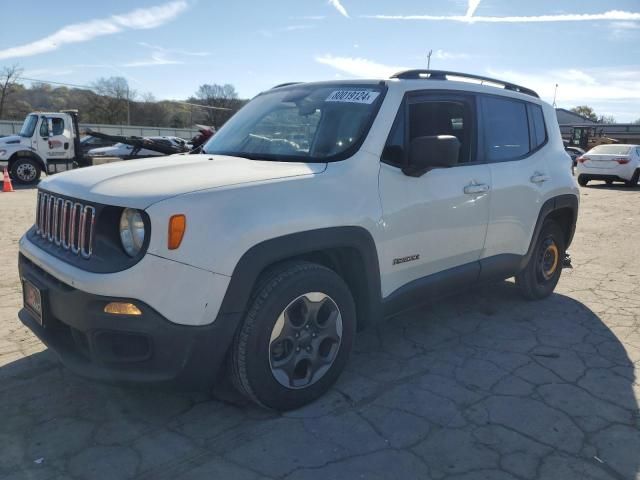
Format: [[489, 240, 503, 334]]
[[481, 96, 530, 162]]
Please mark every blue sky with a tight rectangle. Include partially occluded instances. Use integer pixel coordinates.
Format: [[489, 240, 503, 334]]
[[1, 0, 639, 121]]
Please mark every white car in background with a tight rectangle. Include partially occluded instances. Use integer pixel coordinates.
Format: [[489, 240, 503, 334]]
[[576, 144, 640, 187], [87, 136, 187, 159]]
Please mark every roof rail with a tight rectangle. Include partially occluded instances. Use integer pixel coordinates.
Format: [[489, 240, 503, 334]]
[[390, 70, 539, 98], [271, 82, 302, 89]]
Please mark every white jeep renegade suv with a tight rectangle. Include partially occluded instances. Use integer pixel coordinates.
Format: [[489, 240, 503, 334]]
[[18, 70, 579, 410]]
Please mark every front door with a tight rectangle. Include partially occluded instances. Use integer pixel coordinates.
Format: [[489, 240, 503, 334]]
[[37, 116, 73, 173], [378, 92, 491, 298]]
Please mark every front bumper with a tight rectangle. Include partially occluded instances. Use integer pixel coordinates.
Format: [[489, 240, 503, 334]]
[[19, 254, 241, 389]]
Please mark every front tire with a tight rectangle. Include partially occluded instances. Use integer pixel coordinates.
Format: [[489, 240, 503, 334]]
[[10, 157, 41, 184], [577, 175, 589, 187], [625, 170, 639, 187], [229, 262, 356, 410], [516, 220, 566, 300]]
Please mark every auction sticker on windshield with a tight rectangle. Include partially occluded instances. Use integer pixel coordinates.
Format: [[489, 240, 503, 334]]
[[326, 90, 380, 104]]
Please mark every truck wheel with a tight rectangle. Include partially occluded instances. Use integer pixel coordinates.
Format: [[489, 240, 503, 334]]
[[516, 220, 566, 301], [10, 158, 41, 184], [577, 175, 589, 187], [229, 261, 356, 410]]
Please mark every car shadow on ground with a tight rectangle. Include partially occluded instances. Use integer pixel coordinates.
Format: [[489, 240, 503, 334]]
[[583, 182, 640, 192], [1, 281, 638, 480]]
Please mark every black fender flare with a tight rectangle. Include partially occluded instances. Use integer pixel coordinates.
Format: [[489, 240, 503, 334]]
[[519, 194, 579, 270], [218, 226, 383, 327]]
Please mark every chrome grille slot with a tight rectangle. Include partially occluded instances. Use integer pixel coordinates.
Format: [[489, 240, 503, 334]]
[[34, 191, 96, 260]]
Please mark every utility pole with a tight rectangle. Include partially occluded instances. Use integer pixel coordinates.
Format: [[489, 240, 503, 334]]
[[552, 84, 559, 108], [427, 50, 433, 70], [126, 85, 131, 125]]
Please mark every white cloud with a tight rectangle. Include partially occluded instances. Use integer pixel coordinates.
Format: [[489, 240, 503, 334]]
[[328, 0, 349, 18], [138, 42, 210, 57], [283, 25, 315, 31], [121, 51, 183, 67], [364, 9, 640, 23], [0, 1, 188, 60], [486, 67, 640, 106], [315, 54, 407, 78], [434, 49, 469, 60], [465, 0, 482, 18], [290, 15, 326, 21]]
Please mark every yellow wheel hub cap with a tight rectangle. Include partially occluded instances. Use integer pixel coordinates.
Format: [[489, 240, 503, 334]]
[[542, 243, 559, 279]]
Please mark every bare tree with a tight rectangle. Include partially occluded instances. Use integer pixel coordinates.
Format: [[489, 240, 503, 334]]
[[193, 83, 238, 128], [0, 64, 23, 119], [91, 77, 136, 124], [597, 115, 616, 124], [132, 93, 168, 126]]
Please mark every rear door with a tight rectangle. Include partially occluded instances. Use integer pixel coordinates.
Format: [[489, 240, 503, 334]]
[[480, 95, 550, 273], [378, 92, 491, 297]]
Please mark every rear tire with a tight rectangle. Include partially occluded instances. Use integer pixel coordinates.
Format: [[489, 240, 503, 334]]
[[229, 261, 356, 410], [577, 175, 589, 187], [10, 157, 41, 184], [516, 220, 566, 301]]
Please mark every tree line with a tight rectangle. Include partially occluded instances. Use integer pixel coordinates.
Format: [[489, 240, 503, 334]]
[[0, 64, 247, 129]]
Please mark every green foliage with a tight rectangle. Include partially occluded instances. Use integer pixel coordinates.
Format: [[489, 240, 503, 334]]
[[570, 105, 598, 122]]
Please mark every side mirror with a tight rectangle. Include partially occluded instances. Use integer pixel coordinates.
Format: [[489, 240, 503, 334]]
[[403, 135, 460, 177]]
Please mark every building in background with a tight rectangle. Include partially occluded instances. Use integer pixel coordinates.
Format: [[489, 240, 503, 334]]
[[556, 109, 640, 150]]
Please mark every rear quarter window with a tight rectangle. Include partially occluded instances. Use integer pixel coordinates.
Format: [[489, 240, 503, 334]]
[[528, 103, 547, 149]]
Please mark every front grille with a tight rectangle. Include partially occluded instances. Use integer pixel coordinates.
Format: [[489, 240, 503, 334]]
[[35, 191, 96, 259]]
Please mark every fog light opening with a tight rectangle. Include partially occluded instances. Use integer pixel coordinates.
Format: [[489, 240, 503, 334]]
[[104, 302, 142, 316]]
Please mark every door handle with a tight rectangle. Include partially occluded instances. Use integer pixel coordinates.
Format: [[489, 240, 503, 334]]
[[464, 183, 490, 194], [530, 172, 550, 184]]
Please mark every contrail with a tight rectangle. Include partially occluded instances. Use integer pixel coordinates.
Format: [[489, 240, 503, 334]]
[[328, 0, 349, 18], [466, 0, 481, 18]]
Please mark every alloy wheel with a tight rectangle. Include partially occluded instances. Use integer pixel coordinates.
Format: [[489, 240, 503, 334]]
[[268, 292, 343, 389]]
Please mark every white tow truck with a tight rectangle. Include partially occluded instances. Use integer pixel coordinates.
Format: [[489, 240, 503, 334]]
[[0, 111, 196, 184], [0, 110, 83, 183]]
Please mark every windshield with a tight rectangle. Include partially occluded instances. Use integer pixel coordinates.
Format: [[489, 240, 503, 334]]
[[19, 114, 38, 138], [203, 84, 385, 162], [589, 145, 633, 155]]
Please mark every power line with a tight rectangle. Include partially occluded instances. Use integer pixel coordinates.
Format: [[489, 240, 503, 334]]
[[18, 76, 94, 90], [16, 76, 233, 111]]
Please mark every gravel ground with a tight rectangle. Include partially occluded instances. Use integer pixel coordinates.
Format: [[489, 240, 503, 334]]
[[0, 182, 639, 480]]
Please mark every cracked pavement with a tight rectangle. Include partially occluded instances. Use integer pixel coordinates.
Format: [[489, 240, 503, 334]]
[[1, 183, 639, 480]]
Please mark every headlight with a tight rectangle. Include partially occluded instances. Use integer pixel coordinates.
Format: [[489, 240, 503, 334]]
[[119, 208, 146, 257]]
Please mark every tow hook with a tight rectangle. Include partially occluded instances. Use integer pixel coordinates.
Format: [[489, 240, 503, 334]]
[[562, 252, 573, 269]]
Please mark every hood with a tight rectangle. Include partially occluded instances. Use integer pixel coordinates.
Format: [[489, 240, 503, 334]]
[[0, 135, 23, 145], [39, 154, 327, 209]]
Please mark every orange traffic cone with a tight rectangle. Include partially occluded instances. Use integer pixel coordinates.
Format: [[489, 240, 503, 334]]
[[3, 168, 14, 192]]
